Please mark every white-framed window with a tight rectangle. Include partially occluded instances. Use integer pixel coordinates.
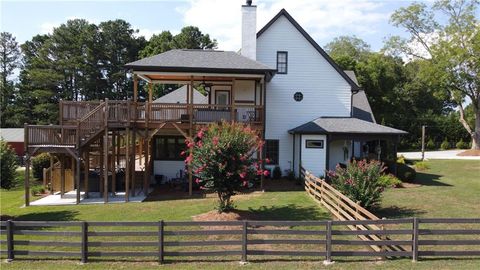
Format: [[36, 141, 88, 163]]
[[305, 140, 324, 149]]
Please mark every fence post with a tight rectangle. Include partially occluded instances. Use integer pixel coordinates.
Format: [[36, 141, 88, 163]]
[[241, 220, 248, 264], [6, 220, 14, 262], [412, 217, 419, 262], [158, 220, 164, 264], [324, 220, 334, 265], [380, 217, 386, 260], [81, 221, 88, 264]]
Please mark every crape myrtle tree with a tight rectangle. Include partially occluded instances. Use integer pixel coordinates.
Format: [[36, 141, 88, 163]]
[[387, 0, 480, 149], [184, 122, 269, 212]]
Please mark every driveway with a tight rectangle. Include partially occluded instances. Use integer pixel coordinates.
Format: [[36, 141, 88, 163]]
[[398, 150, 480, 160]]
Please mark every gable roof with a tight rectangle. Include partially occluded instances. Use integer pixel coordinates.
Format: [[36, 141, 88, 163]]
[[345, 70, 376, 123], [257, 9, 361, 92], [125, 49, 276, 76], [288, 117, 407, 135], [153, 85, 207, 104]]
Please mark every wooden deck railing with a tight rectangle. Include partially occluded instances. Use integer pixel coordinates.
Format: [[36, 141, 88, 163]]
[[301, 166, 406, 252], [1, 219, 479, 264], [77, 102, 105, 146], [25, 125, 78, 147], [60, 101, 102, 124]]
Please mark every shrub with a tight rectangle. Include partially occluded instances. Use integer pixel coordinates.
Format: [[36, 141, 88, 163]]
[[426, 139, 436, 150], [31, 153, 51, 179], [456, 139, 469, 149], [397, 155, 406, 164], [378, 174, 402, 188], [0, 140, 19, 189], [414, 161, 430, 171], [327, 159, 386, 209], [286, 169, 295, 181], [187, 122, 268, 212], [31, 186, 46, 196], [397, 163, 416, 182], [440, 139, 450, 150], [272, 166, 282, 179]]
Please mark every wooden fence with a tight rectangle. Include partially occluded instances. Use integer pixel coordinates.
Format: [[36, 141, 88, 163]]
[[302, 166, 407, 253], [0, 219, 479, 264]]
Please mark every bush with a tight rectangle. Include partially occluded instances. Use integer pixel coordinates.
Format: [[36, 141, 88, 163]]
[[456, 139, 469, 149], [327, 159, 386, 209], [31, 185, 46, 196], [0, 140, 19, 189], [414, 161, 430, 171], [187, 122, 268, 212], [31, 153, 51, 179], [397, 155, 406, 164], [272, 166, 282, 179], [397, 163, 416, 182], [440, 139, 450, 150], [378, 174, 402, 188], [426, 139, 436, 150], [286, 169, 296, 181]]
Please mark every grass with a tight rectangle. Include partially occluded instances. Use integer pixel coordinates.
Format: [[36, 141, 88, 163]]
[[1, 160, 480, 269]]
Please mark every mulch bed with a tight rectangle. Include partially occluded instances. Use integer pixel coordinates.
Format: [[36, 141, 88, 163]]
[[457, 149, 480, 156]]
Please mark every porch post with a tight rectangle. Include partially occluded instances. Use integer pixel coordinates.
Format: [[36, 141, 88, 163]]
[[133, 74, 138, 102], [84, 149, 89, 199], [24, 156, 30, 207], [76, 153, 81, 204], [111, 131, 116, 196], [131, 129, 136, 197], [144, 135, 150, 196], [99, 138, 104, 195], [393, 137, 398, 176], [231, 78, 236, 121], [125, 128, 130, 202], [103, 129, 109, 203], [60, 155, 65, 198]]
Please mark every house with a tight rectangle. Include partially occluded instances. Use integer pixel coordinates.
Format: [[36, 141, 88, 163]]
[[22, 0, 405, 206], [0, 128, 24, 157]]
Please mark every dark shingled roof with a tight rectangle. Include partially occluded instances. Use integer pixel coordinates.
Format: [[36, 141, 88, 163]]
[[125, 49, 276, 76], [289, 117, 407, 135], [344, 70, 376, 123]]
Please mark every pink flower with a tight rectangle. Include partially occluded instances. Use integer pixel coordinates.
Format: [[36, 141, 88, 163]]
[[212, 136, 219, 146], [180, 151, 186, 157], [265, 158, 270, 164], [187, 142, 195, 148], [263, 170, 270, 177], [239, 172, 247, 179], [185, 154, 193, 164], [195, 178, 200, 184], [243, 181, 248, 187], [196, 140, 203, 147], [197, 130, 204, 139]]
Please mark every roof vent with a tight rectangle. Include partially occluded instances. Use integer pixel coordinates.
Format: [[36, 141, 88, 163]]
[[246, 0, 252, 6]]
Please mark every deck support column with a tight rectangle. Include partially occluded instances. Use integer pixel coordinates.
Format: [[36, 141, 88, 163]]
[[188, 77, 194, 196], [24, 156, 30, 207], [231, 78, 236, 121], [125, 128, 130, 202], [60, 155, 65, 198], [143, 136, 150, 196], [111, 131, 116, 197], [131, 129, 136, 197], [99, 138, 104, 195], [103, 131, 109, 204], [84, 149, 89, 199], [75, 153, 81, 204]]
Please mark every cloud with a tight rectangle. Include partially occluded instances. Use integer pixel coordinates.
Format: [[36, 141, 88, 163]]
[[179, 0, 389, 51]]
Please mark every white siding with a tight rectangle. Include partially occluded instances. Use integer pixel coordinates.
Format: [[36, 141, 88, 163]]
[[153, 160, 185, 180], [257, 15, 352, 174], [301, 135, 327, 177]]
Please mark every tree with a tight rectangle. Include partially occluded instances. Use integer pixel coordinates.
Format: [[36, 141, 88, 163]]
[[325, 36, 371, 61], [388, 0, 480, 149], [0, 32, 21, 127], [139, 31, 173, 58], [0, 139, 18, 189], [186, 122, 268, 212], [172, 26, 217, 50]]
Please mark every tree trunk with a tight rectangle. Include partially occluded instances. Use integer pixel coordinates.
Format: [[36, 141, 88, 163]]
[[472, 109, 480, 150]]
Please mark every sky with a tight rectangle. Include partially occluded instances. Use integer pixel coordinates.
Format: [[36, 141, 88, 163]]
[[1, 0, 447, 52]]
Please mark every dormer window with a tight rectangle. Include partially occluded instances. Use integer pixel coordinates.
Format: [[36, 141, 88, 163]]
[[276, 51, 288, 74]]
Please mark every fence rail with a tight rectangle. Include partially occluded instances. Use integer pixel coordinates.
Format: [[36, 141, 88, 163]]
[[1, 218, 479, 264]]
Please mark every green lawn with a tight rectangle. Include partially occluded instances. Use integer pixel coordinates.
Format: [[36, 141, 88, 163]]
[[1, 160, 479, 269]]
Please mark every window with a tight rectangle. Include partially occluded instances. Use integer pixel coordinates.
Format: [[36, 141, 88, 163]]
[[306, 140, 324, 149], [293, 92, 303, 102], [264, 140, 279, 165], [276, 51, 288, 74], [153, 136, 186, 160]]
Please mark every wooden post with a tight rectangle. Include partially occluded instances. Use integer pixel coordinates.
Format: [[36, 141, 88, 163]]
[[60, 155, 65, 198], [125, 128, 130, 202], [131, 129, 136, 197], [189, 77, 194, 130], [144, 136, 150, 195], [71, 156, 76, 191], [158, 220, 164, 264], [380, 217, 387, 260], [259, 132, 265, 191], [241, 220, 248, 263], [325, 221, 333, 264], [99, 139, 104, 195], [6, 220, 14, 261], [111, 131, 116, 197], [133, 74, 138, 102], [81, 221, 88, 263], [84, 150, 89, 199], [49, 155, 54, 189], [103, 131, 109, 203], [76, 155, 81, 204], [412, 217, 419, 262], [421, 125, 426, 161], [231, 78, 236, 121]]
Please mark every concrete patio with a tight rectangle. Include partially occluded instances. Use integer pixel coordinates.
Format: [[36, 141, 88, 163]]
[[30, 190, 147, 206]]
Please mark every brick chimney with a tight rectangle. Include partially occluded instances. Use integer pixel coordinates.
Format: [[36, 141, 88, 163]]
[[241, 0, 257, 60]]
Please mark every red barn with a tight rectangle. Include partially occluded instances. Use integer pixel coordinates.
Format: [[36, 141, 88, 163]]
[[0, 128, 24, 156]]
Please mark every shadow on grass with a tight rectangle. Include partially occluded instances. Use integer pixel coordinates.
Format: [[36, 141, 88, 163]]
[[14, 210, 79, 222], [372, 206, 426, 219], [247, 204, 330, 221], [414, 172, 452, 187]]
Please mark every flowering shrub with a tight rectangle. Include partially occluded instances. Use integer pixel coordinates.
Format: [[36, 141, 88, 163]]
[[327, 159, 386, 209], [185, 122, 269, 212]]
